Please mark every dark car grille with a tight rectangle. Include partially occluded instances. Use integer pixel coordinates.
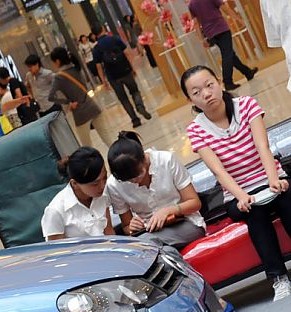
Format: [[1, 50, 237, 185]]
[[143, 255, 183, 295]]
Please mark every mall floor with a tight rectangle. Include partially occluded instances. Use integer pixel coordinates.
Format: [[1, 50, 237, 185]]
[[86, 55, 291, 167]]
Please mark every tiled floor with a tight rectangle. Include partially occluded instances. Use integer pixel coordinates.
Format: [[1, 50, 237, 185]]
[[84, 56, 291, 166]]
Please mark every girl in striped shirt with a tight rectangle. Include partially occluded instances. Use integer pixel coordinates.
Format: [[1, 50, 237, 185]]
[[181, 65, 291, 302]]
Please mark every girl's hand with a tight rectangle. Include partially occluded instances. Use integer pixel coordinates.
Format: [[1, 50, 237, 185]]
[[22, 96, 31, 105], [202, 38, 210, 48], [146, 208, 168, 232], [269, 179, 289, 193], [237, 194, 255, 213], [129, 215, 145, 234], [69, 101, 78, 111], [103, 81, 111, 90]]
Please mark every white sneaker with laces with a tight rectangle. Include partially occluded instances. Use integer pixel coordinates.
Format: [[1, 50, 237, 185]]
[[273, 276, 291, 302]]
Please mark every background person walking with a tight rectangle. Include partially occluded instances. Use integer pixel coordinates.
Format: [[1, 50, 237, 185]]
[[49, 47, 112, 147], [92, 24, 151, 128], [188, 0, 258, 91]]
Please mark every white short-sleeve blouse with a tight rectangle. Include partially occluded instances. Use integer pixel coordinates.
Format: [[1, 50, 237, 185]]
[[41, 183, 109, 240], [105, 149, 205, 228]]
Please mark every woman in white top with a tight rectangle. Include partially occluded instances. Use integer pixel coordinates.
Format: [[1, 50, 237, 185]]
[[0, 83, 27, 128], [78, 34, 99, 80], [106, 131, 205, 250], [42, 147, 115, 241]]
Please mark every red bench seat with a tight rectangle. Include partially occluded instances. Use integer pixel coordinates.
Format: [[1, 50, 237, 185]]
[[181, 218, 291, 287]]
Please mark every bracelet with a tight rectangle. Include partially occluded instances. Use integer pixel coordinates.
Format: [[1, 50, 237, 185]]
[[175, 204, 182, 216]]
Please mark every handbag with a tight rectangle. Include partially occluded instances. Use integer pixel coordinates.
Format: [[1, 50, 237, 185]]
[[57, 71, 95, 98], [0, 114, 13, 135], [29, 99, 40, 113]]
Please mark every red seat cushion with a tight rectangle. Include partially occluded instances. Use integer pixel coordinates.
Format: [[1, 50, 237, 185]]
[[181, 218, 291, 286]]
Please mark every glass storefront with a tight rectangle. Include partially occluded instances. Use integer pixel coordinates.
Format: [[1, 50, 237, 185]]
[[0, 0, 133, 80], [0, 0, 72, 78]]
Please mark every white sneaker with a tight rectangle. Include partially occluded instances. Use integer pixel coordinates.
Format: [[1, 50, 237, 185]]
[[273, 276, 291, 302]]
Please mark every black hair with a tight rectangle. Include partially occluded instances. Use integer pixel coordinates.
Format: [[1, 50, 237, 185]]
[[108, 131, 144, 181], [50, 47, 81, 71], [0, 83, 7, 89], [123, 15, 135, 28], [58, 147, 104, 184], [88, 33, 96, 43], [180, 65, 235, 124], [91, 23, 103, 37], [24, 54, 42, 67], [0, 67, 9, 79], [79, 34, 87, 42]]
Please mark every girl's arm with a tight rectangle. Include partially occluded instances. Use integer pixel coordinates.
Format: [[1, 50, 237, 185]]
[[146, 183, 202, 232], [47, 234, 66, 241], [191, 17, 209, 47], [103, 207, 116, 235], [2, 96, 30, 113], [176, 183, 202, 215], [48, 77, 70, 105], [96, 63, 109, 88], [198, 146, 254, 211], [119, 210, 145, 235], [251, 116, 289, 192], [125, 28, 132, 43], [14, 87, 24, 99], [25, 78, 34, 98]]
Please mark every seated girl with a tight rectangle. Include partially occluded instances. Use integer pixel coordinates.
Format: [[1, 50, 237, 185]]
[[105, 131, 206, 250], [41, 147, 115, 241], [181, 64, 291, 302]]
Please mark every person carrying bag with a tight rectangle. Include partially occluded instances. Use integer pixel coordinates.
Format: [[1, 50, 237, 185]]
[[49, 47, 113, 147]]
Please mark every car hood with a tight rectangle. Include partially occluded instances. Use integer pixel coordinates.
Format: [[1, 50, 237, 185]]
[[0, 236, 159, 311]]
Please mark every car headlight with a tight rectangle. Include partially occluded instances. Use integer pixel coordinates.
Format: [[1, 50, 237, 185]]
[[57, 279, 167, 312]]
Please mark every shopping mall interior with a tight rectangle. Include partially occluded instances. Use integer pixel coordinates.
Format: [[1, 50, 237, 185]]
[[1, 0, 290, 165], [1, 1, 291, 309]]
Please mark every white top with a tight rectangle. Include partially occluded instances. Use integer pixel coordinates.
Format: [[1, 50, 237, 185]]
[[260, 0, 291, 91], [187, 96, 285, 202], [79, 42, 93, 63], [105, 149, 206, 229], [25, 68, 55, 112], [1, 90, 17, 116], [194, 97, 242, 137], [41, 183, 109, 240]]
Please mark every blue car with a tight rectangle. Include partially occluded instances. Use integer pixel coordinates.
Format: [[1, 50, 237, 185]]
[[0, 236, 222, 311]]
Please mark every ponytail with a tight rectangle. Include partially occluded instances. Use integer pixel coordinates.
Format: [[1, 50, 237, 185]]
[[57, 156, 69, 178], [51, 47, 81, 71], [58, 147, 104, 184], [108, 131, 144, 181], [118, 131, 142, 146]]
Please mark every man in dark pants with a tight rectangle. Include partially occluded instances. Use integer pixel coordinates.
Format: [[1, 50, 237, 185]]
[[189, 0, 258, 91], [91, 25, 151, 128], [25, 54, 61, 117]]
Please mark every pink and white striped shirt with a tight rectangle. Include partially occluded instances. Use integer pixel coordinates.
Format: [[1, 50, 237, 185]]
[[187, 96, 285, 202]]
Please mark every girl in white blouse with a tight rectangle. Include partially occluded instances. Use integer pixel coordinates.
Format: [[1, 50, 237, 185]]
[[42, 147, 115, 241], [106, 131, 205, 250]]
